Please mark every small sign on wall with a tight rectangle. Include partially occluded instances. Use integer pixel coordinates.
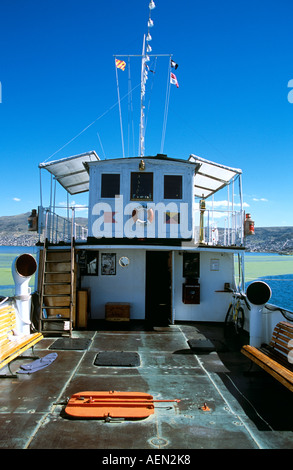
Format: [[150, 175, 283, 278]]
[[210, 259, 219, 271]]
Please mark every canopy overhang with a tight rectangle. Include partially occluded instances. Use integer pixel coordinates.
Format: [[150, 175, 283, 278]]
[[38, 151, 241, 199], [189, 154, 242, 198], [39, 151, 100, 195]]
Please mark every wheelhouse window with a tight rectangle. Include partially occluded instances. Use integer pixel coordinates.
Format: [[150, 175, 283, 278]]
[[101, 174, 120, 198], [164, 175, 182, 199], [131, 172, 153, 200]]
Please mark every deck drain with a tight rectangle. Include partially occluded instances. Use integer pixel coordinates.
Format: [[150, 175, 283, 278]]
[[150, 437, 169, 447]]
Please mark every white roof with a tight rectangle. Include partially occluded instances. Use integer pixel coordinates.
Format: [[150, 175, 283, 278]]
[[189, 154, 242, 198], [39, 151, 100, 195], [39, 151, 241, 198]]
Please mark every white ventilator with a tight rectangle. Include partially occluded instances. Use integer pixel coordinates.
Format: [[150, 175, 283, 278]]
[[246, 281, 272, 347], [12, 254, 37, 335]]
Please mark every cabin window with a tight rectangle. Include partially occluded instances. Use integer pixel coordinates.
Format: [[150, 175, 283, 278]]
[[101, 174, 120, 198], [131, 172, 153, 200], [164, 175, 182, 199]]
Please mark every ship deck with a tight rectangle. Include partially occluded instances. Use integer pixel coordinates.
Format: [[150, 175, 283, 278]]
[[1, 321, 292, 452]]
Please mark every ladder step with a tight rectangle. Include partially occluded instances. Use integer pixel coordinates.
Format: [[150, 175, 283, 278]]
[[45, 271, 72, 274], [41, 317, 70, 322], [43, 282, 71, 286], [42, 306, 71, 309], [43, 294, 71, 297], [39, 241, 75, 337], [46, 259, 71, 263], [41, 331, 71, 336]]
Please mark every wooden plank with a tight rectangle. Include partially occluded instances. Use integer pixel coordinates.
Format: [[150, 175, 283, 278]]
[[269, 323, 293, 357], [0, 303, 44, 371], [0, 306, 17, 348], [242, 349, 293, 392], [0, 333, 43, 362], [260, 345, 293, 371], [0, 334, 43, 370], [241, 321, 293, 392], [242, 345, 293, 390]]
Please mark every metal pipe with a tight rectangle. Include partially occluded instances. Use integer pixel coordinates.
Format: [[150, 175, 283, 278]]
[[12, 254, 38, 335]]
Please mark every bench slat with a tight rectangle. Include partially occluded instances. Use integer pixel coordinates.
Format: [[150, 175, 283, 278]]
[[0, 333, 42, 362], [260, 344, 293, 371], [0, 334, 43, 370], [241, 321, 293, 392], [0, 304, 43, 373], [242, 345, 293, 392]]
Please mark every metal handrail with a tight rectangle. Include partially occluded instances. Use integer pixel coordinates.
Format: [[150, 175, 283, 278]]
[[194, 208, 244, 246], [39, 206, 88, 244]]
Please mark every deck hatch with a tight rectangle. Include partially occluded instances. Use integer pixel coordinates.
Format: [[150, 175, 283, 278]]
[[94, 351, 140, 367]]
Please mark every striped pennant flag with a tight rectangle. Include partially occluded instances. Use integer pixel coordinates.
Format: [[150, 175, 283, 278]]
[[115, 59, 126, 71]]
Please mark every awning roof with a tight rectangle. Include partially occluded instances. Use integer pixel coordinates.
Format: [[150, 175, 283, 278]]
[[39, 151, 100, 195], [38, 151, 241, 198], [189, 154, 242, 198]]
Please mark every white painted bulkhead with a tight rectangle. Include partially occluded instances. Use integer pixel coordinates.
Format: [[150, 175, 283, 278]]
[[80, 247, 234, 322], [82, 249, 146, 320], [87, 157, 195, 240], [173, 250, 234, 322]]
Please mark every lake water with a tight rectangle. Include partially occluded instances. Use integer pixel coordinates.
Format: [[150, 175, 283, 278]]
[[0, 246, 38, 298], [243, 252, 293, 312], [0, 246, 292, 312]]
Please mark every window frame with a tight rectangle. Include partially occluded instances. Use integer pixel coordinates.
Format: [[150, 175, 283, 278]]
[[130, 172, 154, 201], [164, 174, 183, 200], [101, 173, 120, 199]]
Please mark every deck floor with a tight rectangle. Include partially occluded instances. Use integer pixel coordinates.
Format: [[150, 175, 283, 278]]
[[0, 321, 293, 451]]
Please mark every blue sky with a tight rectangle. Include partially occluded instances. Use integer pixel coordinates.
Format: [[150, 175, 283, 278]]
[[0, 0, 293, 227]]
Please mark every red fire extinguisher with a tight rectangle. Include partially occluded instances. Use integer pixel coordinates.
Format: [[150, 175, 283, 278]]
[[244, 213, 255, 236]]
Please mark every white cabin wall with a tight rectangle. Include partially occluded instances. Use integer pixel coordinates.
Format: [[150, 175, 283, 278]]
[[81, 249, 145, 320], [87, 158, 194, 239], [173, 251, 234, 322]]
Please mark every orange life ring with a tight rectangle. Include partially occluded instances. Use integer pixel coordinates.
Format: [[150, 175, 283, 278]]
[[132, 207, 154, 225]]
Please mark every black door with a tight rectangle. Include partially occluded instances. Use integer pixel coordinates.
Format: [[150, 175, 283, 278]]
[[145, 251, 172, 326]]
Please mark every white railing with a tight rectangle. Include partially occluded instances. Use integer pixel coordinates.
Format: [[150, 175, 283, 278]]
[[38, 205, 243, 247], [38, 206, 88, 244], [193, 208, 244, 247]]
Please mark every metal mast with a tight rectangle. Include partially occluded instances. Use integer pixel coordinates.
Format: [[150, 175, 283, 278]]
[[139, 35, 146, 157]]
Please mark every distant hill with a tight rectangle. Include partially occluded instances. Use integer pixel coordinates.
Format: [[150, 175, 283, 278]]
[[0, 213, 292, 252], [244, 226, 293, 254]]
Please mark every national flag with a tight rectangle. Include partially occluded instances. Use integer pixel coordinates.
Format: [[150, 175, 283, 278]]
[[115, 59, 126, 71], [171, 59, 178, 70], [170, 72, 179, 88]]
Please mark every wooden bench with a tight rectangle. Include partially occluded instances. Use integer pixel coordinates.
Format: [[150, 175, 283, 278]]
[[241, 321, 293, 392], [0, 303, 43, 378]]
